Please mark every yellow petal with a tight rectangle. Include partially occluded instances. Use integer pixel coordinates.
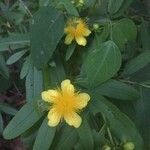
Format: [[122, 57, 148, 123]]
[[75, 21, 90, 36], [76, 93, 90, 109], [64, 26, 75, 34], [41, 90, 58, 103], [75, 36, 87, 46], [64, 112, 82, 128], [65, 34, 74, 45], [48, 108, 61, 127], [83, 28, 91, 36], [61, 79, 75, 94]]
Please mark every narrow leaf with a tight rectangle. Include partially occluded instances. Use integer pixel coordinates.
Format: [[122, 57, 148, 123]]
[[3, 103, 43, 139], [33, 117, 56, 150], [65, 43, 76, 61], [53, 125, 78, 150], [0, 113, 3, 134], [25, 62, 43, 101], [140, 20, 150, 51], [124, 51, 150, 75], [77, 118, 94, 150], [0, 103, 17, 116], [7, 50, 27, 65], [0, 54, 9, 78], [0, 34, 29, 52], [20, 57, 30, 79]]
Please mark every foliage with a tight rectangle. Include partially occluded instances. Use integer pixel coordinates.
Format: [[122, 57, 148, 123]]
[[0, 0, 150, 149]]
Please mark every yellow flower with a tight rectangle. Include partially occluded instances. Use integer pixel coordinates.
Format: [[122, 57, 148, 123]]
[[41, 79, 90, 128], [64, 18, 91, 46]]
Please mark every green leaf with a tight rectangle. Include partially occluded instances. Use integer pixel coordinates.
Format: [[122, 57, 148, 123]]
[[0, 102, 17, 116], [81, 41, 121, 88], [58, 0, 79, 16], [49, 52, 66, 86], [53, 125, 78, 150], [84, 0, 97, 8], [3, 103, 43, 139], [124, 51, 150, 75], [33, 117, 56, 150], [108, 0, 124, 14], [89, 95, 144, 150], [113, 0, 134, 18], [134, 87, 150, 149], [0, 54, 9, 78], [0, 113, 3, 134], [0, 34, 29, 52], [93, 79, 140, 101], [94, 24, 110, 43], [7, 50, 27, 65], [112, 18, 137, 50], [0, 77, 11, 92], [43, 66, 52, 89], [22, 131, 37, 150], [20, 56, 30, 79], [39, 0, 50, 7], [77, 118, 94, 150], [65, 43, 76, 61], [25, 62, 43, 101], [74, 143, 84, 150], [92, 130, 109, 148], [140, 20, 150, 51], [30, 7, 65, 69]]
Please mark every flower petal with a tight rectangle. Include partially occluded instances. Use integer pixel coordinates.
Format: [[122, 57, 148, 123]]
[[83, 28, 91, 36], [41, 90, 58, 103], [61, 79, 75, 94], [75, 36, 87, 46], [64, 26, 75, 34], [64, 112, 82, 128], [65, 34, 74, 45], [48, 108, 61, 127], [75, 93, 90, 109]]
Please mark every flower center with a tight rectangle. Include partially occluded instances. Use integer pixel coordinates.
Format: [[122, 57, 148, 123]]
[[54, 92, 77, 116]]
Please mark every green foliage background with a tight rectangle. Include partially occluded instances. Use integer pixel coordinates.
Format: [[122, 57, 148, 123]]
[[0, 0, 150, 149]]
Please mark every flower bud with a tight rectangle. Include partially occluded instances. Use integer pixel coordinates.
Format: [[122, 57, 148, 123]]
[[76, 0, 84, 7], [93, 23, 100, 30], [71, 0, 75, 4], [79, 0, 84, 4], [123, 142, 135, 150], [102, 145, 111, 150]]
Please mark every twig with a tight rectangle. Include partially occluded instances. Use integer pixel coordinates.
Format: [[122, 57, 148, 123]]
[[13, 82, 23, 97], [19, 0, 33, 17]]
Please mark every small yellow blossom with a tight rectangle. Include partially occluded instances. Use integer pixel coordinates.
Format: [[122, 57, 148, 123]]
[[41, 79, 90, 128], [64, 18, 91, 46]]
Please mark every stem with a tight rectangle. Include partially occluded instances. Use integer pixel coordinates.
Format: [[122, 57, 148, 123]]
[[102, 114, 115, 147], [107, 127, 115, 148], [99, 124, 106, 134], [19, 0, 33, 17], [13, 81, 22, 96], [119, 79, 150, 89]]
